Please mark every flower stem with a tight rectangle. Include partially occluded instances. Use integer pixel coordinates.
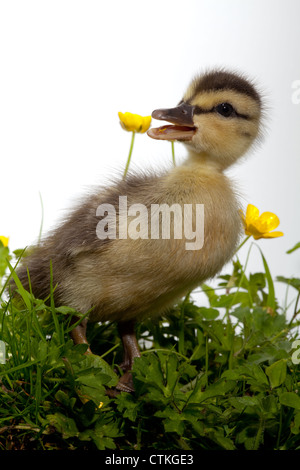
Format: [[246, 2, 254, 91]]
[[233, 235, 251, 256], [123, 131, 135, 179], [289, 290, 300, 326], [253, 416, 265, 450], [204, 334, 209, 386], [171, 141, 176, 167]]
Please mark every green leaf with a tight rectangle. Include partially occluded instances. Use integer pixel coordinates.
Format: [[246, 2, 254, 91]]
[[92, 418, 121, 450], [55, 306, 79, 316], [222, 364, 269, 392], [286, 242, 300, 254], [265, 359, 287, 389], [79, 354, 119, 388], [250, 364, 270, 386], [12, 248, 28, 258], [197, 307, 219, 320], [164, 352, 179, 394], [115, 392, 140, 422], [209, 292, 251, 308], [276, 276, 300, 291], [79, 417, 121, 450], [291, 412, 300, 435], [190, 378, 236, 404], [235, 424, 262, 450], [76, 372, 111, 388], [55, 390, 76, 410], [0, 244, 10, 278], [213, 433, 236, 450], [261, 395, 278, 415], [133, 353, 165, 390], [46, 412, 79, 439], [249, 272, 266, 290], [75, 372, 112, 406], [164, 418, 185, 436], [201, 284, 218, 305], [208, 320, 232, 350], [279, 392, 300, 410], [229, 396, 259, 412]]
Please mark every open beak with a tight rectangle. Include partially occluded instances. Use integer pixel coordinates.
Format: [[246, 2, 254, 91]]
[[147, 103, 197, 142]]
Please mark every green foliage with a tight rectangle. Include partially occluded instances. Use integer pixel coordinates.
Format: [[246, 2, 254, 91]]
[[0, 241, 299, 450]]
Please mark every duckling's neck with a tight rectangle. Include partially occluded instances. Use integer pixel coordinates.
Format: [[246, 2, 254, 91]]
[[184, 150, 224, 173]]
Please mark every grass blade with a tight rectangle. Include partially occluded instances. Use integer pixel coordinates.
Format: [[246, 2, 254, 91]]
[[6, 258, 32, 310], [258, 247, 276, 310]]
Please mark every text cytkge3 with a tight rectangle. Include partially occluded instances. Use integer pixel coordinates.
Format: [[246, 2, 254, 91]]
[[105, 454, 194, 466]]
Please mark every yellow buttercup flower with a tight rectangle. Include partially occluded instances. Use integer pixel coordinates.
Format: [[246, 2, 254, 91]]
[[119, 112, 152, 179], [0, 236, 9, 247], [118, 112, 151, 133], [241, 204, 284, 240]]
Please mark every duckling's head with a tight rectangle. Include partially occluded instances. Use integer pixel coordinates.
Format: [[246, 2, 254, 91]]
[[148, 69, 263, 169]]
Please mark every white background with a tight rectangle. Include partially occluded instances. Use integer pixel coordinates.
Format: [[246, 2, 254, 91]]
[[0, 0, 299, 314]]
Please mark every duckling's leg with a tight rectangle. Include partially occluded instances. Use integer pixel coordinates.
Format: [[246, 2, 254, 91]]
[[70, 317, 92, 354], [70, 317, 140, 393], [116, 320, 141, 392]]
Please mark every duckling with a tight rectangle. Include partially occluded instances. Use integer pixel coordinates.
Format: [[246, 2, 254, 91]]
[[12, 69, 262, 393]]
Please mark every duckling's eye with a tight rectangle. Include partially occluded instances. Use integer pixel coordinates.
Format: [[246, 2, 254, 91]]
[[215, 103, 234, 118]]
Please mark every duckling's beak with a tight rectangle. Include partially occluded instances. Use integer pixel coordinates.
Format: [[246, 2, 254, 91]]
[[147, 103, 197, 142]]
